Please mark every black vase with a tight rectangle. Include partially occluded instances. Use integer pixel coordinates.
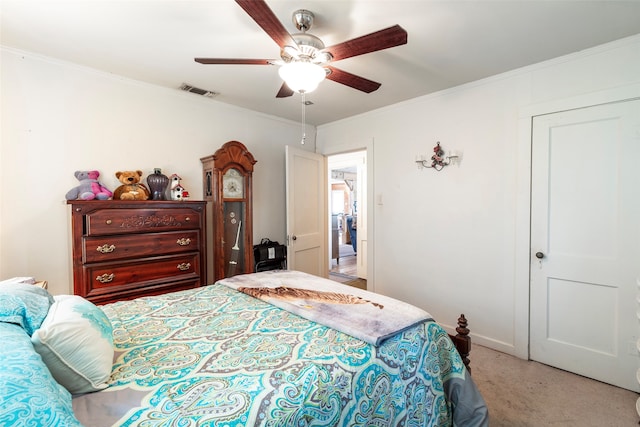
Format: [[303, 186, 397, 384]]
[[147, 168, 169, 200]]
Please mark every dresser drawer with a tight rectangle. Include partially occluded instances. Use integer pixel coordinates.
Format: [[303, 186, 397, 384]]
[[87, 278, 201, 305], [86, 208, 201, 236], [83, 230, 200, 263], [85, 253, 200, 290]]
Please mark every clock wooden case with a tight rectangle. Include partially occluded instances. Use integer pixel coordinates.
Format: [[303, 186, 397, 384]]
[[201, 141, 256, 282]]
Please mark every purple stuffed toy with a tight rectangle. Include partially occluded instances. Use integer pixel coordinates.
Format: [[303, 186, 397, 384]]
[[65, 170, 113, 200]]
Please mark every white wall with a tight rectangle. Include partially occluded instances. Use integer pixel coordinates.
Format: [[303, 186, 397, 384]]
[[316, 35, 640, 357], [0, 48, 315, 295]]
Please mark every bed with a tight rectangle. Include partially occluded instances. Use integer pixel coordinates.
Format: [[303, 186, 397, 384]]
[[1, 270, 488, 426]]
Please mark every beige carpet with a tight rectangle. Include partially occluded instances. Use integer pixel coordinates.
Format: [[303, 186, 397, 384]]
[[471, 344, 639, 426]]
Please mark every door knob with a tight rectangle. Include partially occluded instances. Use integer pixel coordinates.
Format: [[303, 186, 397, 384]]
[[292, 235, 297, 241], [535, 252, 544, 259]]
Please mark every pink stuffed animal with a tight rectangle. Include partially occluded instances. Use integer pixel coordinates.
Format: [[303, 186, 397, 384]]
[[65, 170, 113, 200]]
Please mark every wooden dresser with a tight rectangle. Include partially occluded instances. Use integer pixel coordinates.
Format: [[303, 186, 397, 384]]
[[69, 200, 206, 304]]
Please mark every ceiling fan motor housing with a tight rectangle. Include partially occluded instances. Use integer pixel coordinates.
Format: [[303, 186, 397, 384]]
[[281, 10, 332, 64], [282, 32, 328, 62]]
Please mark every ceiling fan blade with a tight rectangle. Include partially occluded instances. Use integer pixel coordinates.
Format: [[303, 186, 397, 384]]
[[235, 0, 297, 49], [276, 82, 294, 98], [325, 66, 381, 93], [324, 25, 408, 62], [194, 58, 273, 65]]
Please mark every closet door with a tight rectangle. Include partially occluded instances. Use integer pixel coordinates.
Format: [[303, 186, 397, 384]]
[[530, 99, 640, 391]]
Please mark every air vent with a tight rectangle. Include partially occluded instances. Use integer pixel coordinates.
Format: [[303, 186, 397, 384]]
[[179, 83, 219, 98]]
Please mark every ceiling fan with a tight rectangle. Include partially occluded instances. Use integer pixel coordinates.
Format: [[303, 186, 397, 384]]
[[195, 0, 408, 98]]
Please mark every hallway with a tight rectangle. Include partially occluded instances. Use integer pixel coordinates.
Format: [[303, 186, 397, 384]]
[[330, 243, 357, 277], [329, 244, 366, 290]]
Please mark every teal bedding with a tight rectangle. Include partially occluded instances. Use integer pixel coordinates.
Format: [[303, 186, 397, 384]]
[[73, 277, 488, 426], [0, 282, 83, 426], [0, 322, 83, 426]]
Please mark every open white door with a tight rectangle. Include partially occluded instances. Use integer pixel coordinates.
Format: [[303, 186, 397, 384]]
[[285, 146, 328, 277], [530, 99, 640, 391]]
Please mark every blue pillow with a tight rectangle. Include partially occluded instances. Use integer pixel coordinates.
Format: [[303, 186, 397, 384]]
[[0, 323, 83, 426], [0, 283, 53, 335]]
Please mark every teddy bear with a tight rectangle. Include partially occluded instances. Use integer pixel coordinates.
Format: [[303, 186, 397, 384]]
[[65, 170, 113, 200], [113, 170, 150, 200]]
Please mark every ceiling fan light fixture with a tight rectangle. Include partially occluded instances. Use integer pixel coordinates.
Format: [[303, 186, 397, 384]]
[[278, 61, 326, 93]]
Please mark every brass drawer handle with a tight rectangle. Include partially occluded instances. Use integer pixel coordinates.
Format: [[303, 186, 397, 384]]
[[96, 273, 115, 283], [176, 238, 191, 246], [185, 217, 191, 222], [106, 219, 112, 225], [96, 244, 116, 253], [177, 262, 191, 271]]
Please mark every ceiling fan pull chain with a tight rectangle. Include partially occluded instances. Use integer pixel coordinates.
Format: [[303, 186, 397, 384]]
[[300, 92, 306, 145]]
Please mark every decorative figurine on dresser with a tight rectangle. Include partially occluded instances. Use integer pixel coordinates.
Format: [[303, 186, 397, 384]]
[[201, 141, 256, 282], [68, 200, 206, 304], [146, 168, 170, 200]]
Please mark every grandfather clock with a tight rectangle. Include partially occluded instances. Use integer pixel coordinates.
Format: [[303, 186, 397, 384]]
[[201, 141, 256, 282]]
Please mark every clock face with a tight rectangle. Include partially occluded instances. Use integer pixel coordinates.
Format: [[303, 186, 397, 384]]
[[223, 168, 244, 198]]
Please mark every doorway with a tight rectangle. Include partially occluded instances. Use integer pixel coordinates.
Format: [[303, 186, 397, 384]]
[[327, 151, 367, 289]]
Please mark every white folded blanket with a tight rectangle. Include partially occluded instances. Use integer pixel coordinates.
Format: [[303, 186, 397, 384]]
[[219, 270, 431, 346]]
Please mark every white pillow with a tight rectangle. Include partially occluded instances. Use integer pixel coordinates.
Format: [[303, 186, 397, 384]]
[[31, 295, 114, 394]]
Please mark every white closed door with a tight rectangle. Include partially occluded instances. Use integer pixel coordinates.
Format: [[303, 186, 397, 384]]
[[530, 99, 640, 391], [285, 146, 328, 277]]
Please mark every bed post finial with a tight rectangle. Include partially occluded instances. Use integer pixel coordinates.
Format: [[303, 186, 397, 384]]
[[456, 314, 469, 335], [455, 314, 471, 373]]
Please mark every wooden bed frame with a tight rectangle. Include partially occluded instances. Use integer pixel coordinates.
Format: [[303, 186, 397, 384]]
[[449, 314, 472, 373]]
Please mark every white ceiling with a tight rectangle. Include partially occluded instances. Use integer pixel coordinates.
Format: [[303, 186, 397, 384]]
[[2, 1, 640, 125]]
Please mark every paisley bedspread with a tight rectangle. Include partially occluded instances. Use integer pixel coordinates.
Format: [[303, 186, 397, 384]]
[[72, 279, 488, 426]]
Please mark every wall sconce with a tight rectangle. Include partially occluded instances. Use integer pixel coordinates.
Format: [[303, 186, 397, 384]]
[[415, 142, 460, 171]]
